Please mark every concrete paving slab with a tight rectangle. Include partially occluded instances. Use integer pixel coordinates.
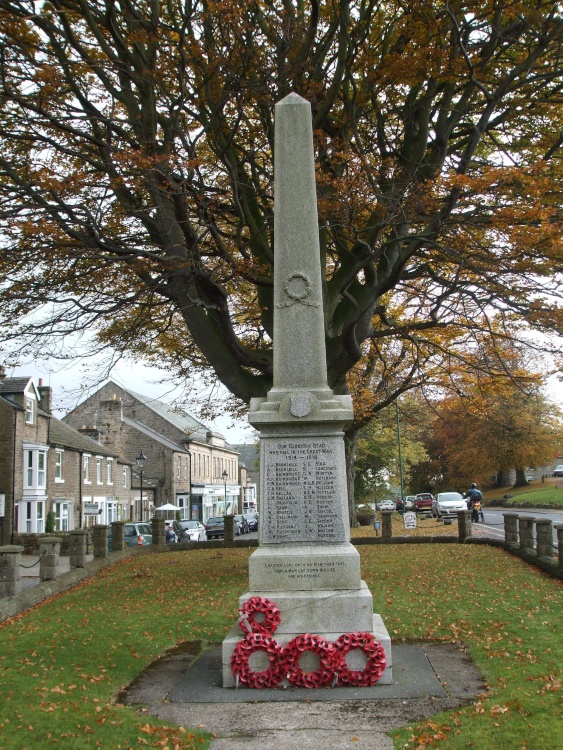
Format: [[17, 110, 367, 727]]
[[168, 645, 443, 703], [120, 641, 485, 750]]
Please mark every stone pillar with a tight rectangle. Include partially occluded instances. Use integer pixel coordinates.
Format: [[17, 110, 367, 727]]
[[224, 515, 235, 542], [69, 529, 88, 568], [0, 545, 24, 597], [92, 524, 109, 558], [535, 519, 554, 560], [457, 510, 472, 541], [39, 537, 62, 581], [151, 517, 165, 546], [518, 516, 535, 553], [555, 524, 563, 569], [381, 511, 393, 539], [503, 513, 519, 546], [111, 521, 125, 552]]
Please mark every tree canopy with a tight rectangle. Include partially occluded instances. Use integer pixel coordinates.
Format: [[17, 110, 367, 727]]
[[1, 0, 563, 409]]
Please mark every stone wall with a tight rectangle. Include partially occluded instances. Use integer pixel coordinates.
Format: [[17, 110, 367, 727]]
[[12, 531, 93, 555]]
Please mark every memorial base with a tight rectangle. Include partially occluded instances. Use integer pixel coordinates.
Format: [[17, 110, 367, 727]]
[[222, 613, 392, 687]]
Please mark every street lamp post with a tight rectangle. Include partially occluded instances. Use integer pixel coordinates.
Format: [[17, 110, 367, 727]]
[[136, 450, 147, 522], [395, 400, 405, 512], [222, 469, 228, 514]]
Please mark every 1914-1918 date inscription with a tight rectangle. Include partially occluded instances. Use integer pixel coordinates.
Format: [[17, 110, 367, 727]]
[[262, 438, 347, 543]]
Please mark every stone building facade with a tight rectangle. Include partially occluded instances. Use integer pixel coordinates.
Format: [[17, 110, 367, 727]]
[[0, 370, 133, 544], [63, 381, 243, 523]]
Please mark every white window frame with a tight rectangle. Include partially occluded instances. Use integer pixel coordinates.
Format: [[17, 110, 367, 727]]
[[123, 466, 128, 488], [55, 449, 64, 482], [96, 456, 103, 484], [23, 446, 48, 490], [83, 454, 91, 484], [107, 458, 113, 485], [25, 396, 35, 424], [54, 501, 71, 532]]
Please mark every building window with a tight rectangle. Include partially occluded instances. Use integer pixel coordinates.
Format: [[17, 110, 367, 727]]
[[26, 451, 33, 487], [107, 458, 113, 485], [55, 450, 63, 481], [37, 451, 46, 488], [96, 457, 103, 484], [24, 448, 47, 489], [123, 466, 128, 488], [25, 396, 35, 424], [83, 455, 90, 483], [22, 500, 45, 533], [177, 459, 181, 479], [54, 501, 70, 532]]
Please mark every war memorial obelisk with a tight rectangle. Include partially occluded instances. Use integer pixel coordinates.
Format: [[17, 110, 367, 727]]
[[222, 93, 392, 686]]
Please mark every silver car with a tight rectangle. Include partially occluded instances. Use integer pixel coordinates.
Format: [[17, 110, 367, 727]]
[[432, 492, 466, 519], [178, 519, 207, 542]]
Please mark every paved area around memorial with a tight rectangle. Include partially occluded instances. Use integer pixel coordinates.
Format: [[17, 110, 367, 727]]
[[119, 640, 486, 750]]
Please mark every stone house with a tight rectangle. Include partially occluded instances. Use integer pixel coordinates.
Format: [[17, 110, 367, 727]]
[[0, 369, 134, 543], [63, 381, 243, 523]]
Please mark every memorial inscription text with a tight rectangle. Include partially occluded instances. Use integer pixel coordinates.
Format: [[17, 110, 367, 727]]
[[262, 438, 347, 543]]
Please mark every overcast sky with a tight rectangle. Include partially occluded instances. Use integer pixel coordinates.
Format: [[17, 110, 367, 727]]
[[7, 355, 257, 445]]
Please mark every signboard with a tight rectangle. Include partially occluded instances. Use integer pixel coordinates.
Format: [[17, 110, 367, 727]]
[[403, 511, 417, 529], [0, 493, 5, 516], [83, 503, 101, 516]]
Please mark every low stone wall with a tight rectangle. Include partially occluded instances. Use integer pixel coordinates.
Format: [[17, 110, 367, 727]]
[[12, 532, 93, 555]]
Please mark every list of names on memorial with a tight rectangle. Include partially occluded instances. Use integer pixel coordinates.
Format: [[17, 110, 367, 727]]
[[263, 438, 346, 543]]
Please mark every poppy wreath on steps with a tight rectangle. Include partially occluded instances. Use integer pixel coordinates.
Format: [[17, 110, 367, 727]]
[[230, 633, 286, 689], [238, 596, 282, 635], [331, 631, 387, 687], [283, 633, 335, 688]]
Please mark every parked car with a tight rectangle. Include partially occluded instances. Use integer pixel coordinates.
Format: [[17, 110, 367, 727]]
[[379, 499, 396, 511], [404, 495, 416, 511], [432, 491, 466, 519], [123, 522, 153, 546], [553, 465, 563, 477], [204, 516, 225, 539], [234, 514, 249, 534], [243, 512, 259, 532], [178, 519, 207, 542], [164, 519, 189, 542], [413, 493, 434, 513]]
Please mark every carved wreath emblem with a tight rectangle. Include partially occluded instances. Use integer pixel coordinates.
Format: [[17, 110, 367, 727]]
[[277, 272, 320, 308]]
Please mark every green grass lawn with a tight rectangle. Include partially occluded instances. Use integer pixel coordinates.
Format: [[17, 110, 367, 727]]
[[485, 479, 563, 508], [0, 546, 561, 750]]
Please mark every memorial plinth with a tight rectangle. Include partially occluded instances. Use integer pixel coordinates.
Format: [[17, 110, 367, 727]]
[[221, 93, 392, 687]]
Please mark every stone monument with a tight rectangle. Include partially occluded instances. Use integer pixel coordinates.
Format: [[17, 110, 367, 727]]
[[222, 93, 392, 686]]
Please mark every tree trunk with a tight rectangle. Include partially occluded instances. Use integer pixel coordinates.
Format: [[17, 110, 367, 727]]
[[344, 429, 359, 527], [495, 469, 513, 488], [514, 467, 528, 487]]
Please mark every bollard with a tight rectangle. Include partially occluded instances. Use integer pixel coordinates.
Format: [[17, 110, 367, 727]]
[[457, 510, 472, 541], [39, 537, 62, 581], [535, 519, 554, 560], [69, 529, 88, 568], [518, 516, 535, 553], [503, 513, 520, 547], [111, 521, 125, 551], [381, 511, 393, 539], [0, 545, 25, 597], [555, 525, 563, 570], [92, 524, 109, 558], [224, 515, 235, 542]]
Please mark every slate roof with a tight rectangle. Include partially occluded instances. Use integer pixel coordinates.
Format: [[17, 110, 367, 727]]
[[49, 417, 123, 459], [0, 377, 35, 395], [121, 385, 212, 443]]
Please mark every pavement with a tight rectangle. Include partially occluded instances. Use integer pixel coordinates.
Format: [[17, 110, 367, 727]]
[[18, 553, 94, 590], [119, 640, 486, 750]]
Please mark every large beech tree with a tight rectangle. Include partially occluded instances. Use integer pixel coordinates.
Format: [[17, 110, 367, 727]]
[[1, 1, 563, 415]]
